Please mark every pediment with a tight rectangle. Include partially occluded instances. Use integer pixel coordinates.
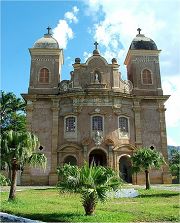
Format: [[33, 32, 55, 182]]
[[86, 55, 108, 66]]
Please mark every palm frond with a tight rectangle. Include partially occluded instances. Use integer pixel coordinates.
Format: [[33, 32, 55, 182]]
[[28, 153, 47, 169]]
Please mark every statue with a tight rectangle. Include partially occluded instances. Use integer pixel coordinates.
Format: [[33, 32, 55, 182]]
[[95, 73, 100, 83], [93, 130, 103, 146]]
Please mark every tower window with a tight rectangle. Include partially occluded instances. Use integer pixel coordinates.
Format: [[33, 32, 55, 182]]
[[142, 69, 152, 85], [92, 116, 103, 131], [39, 68, 49, 83], [119, 117, 129, 133], [65, 117, 76, 132]]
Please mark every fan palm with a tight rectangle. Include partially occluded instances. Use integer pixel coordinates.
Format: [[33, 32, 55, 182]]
[[57, 163, 121, 215], [1, 130, 47, 200], [131, 147, 165, 189]]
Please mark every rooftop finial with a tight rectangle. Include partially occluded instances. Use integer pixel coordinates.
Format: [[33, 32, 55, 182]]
[[47, 26, 51, 35], [137, 28, 141, 35], [94, 41, 98, 50]]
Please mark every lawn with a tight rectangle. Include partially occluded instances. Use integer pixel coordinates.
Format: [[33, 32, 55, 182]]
[[1, 188, 179, 222]]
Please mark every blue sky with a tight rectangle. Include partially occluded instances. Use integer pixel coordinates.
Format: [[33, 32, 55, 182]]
[[1, 0, 180, 146]]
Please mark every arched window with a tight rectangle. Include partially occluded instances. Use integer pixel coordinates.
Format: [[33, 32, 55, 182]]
[[39, 68, 49, 83], [64, 155, 77, 165], [92, 116, 103, 131], [65, 117, 76, 132], [142, 69, 152, 85], [119, 117, 129, 133]]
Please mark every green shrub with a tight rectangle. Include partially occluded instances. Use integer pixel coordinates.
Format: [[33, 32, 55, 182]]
[[0, 173, 10, 186]]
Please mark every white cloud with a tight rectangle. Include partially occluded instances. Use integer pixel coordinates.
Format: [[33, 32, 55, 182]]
[[53, 20, 73, 49], [64, 6, 79, 23], [83, 51, 92, 62], [167, 136, 178, 147], [65, 12, 78, 23], [52, 6, 79, 49]]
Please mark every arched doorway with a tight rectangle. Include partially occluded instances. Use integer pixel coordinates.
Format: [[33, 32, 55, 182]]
[[89, 149, 107, 166], [64, 155, 77, 165], [119, 156, 132, 183]]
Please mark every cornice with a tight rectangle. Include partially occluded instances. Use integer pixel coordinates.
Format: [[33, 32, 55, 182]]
[[124, 49, 161, 65]]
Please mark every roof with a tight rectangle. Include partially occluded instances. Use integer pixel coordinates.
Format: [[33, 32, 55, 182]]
[[33, 34, 59, 49], [130, 34, 157, 50]]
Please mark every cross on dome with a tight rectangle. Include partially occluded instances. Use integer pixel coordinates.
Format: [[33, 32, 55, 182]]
[[94, 41, 99, 50], [137, 28, 141, 34], [47, 26, 52, 35]]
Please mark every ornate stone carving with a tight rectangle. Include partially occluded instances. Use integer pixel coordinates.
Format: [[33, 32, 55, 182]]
[[133, 56, 159, 63], [120, 80, 133, 94], [94, 108, 100, 113], [119, 130, 129, 139], [93, 131, 104, 146], [73, 106, 82, 113], [82, 138, 91, 146], [104, 138, 114, 146]]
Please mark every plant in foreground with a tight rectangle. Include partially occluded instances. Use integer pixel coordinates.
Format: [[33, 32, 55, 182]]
[[131, 147, 165, 189], [0, 173, 10, 186], [1, 130, 47, 200], [57, 163, 121, 215]]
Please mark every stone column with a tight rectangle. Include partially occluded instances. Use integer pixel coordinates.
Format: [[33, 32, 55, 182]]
[[157, 103, 168, 160], [49, 99, 59, 185], [83, 145, 88, 163], [113, 151, 118, 172], [133, 100, 142, 148], [108, 145, 114, 168], [157, 103, 172, 184], [21, 99, 35, 185]]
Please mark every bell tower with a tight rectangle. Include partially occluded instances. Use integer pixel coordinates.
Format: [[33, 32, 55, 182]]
[[28, 27, 64, 94], [124, 28, 163, 96]]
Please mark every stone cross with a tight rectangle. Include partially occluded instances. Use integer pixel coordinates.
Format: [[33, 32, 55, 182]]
[[47, 26, 51, 34], [94, 41, 98, 50], [137, 28, 141, 34]]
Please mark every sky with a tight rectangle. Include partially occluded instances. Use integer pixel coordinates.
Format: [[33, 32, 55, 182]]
[[1, 0, 180, 146]]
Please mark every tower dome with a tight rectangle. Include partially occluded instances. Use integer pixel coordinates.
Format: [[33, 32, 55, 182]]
[[33, 27, 59, 49], [129, 28, 157, 50]]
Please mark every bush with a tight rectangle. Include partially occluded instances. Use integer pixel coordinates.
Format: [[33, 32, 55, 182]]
[[0, 173, 10, 186]]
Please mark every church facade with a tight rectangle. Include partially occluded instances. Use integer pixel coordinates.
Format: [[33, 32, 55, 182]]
[[22, 28, 171, 185]]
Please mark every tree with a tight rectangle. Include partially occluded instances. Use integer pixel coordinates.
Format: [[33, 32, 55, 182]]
[[1, 130, 47, 200], [57, 163, 121, 215], [131, 147, 165, 190], [169, 149, 180, 183], [0, 91, 26, 133]]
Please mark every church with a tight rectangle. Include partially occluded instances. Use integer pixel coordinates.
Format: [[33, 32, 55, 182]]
[[21, 27, 171, 185]]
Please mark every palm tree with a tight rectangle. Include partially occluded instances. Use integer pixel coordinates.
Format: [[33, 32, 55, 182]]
[[0, 91, 26, 133], [57, 163, 121, 215], [1, 130, 47, 200], [131, 147, 165, 189]]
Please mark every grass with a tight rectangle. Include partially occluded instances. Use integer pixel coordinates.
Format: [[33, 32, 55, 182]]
[[1, 188, 180, 222]]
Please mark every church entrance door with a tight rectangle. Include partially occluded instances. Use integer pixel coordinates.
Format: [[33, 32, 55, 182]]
[[119, 156, 132, 183], [89, 149, 107, 166]]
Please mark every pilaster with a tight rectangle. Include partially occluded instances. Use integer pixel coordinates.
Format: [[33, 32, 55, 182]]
[[49, 99, 59, 185], [21, 99, 36, 185], [83, 145, 88, 162], [108, 145, 114, 168], [26, 99, 36, 131], [133, 99, 142, 147], [157, 103, 168, 161], [157, 102, 172, 183]]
